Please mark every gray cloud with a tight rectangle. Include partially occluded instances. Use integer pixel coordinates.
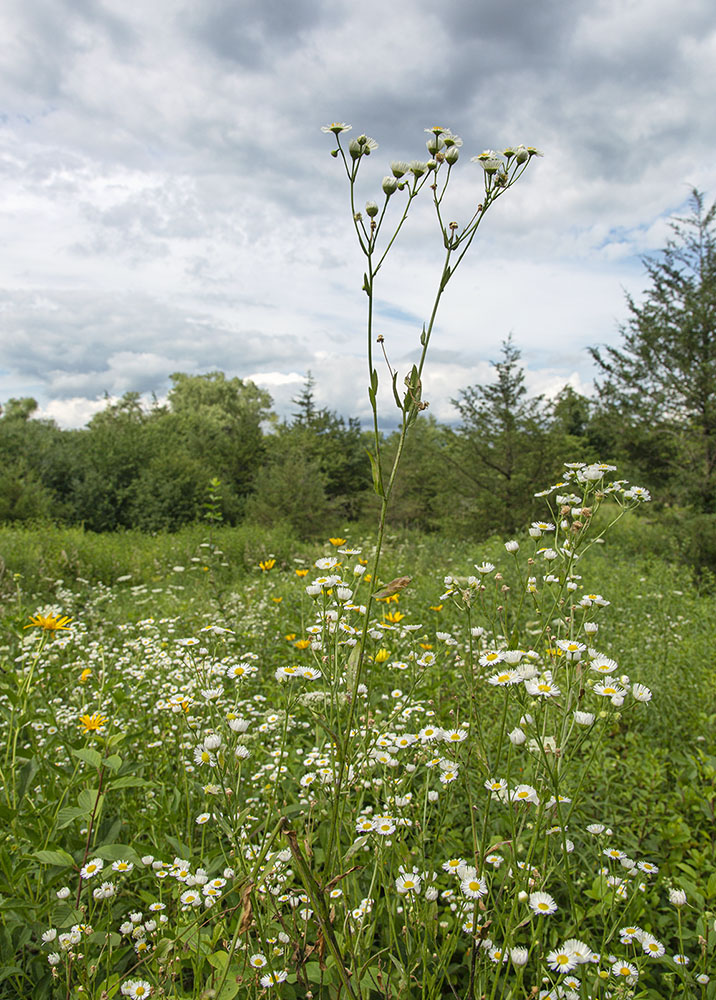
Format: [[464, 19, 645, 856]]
[[0, 0, 714, 427]]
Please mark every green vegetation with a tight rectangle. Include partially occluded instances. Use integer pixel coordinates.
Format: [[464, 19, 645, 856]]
[[1, 480, 715, 998], [2, 126, 715, 999]]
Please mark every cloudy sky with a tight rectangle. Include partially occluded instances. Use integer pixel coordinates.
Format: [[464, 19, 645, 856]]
[[1, 0, 715, 429]]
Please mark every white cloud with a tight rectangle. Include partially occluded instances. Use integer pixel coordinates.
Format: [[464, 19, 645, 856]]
[[1, 0, 715, 427]]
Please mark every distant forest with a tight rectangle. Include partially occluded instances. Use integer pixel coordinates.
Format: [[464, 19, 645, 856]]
[[0, 337, 709, 544]]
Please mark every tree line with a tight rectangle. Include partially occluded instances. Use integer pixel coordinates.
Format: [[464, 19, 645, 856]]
[[2, 190, 715, 546]]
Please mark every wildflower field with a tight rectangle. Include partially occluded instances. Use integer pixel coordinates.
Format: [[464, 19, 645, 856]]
[[3, 126, 716, 1000], [1, 473, 716, 999]]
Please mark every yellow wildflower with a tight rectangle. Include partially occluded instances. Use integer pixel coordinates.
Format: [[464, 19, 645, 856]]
[[259, 559, 276, 571], [24, 612, 73, 632], [295, 569, 309, 578], [79, 668, 92, 684], [329, 537, 347, 546], [374, 649, 391, 663], [79, 712, 108, 735], [294, 639, 312, 650]]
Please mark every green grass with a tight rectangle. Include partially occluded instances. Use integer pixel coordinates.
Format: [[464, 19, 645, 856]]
[[1, 504, 715, 999]]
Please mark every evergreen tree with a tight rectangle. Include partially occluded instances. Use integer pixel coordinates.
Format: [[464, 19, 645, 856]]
[[590, 189, 716, 510], [449, 336, 553, 535], [291, 371, 317, 426]]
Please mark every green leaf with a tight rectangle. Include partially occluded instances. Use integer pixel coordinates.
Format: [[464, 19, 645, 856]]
[[93, 844, 141, 864], [72, 748, 102, 769], [57, 806, 89, 829], [78, 788, 100, 812], [17, 757, 39, 805], [104, 753, 122, 772], [110, 775, 154, 789], [0, 967, 23, 984], [95, 974, 120, 999], [33, 848, 75, 868], [215, 976, 240, 1000], [207, 950, 230, 973], [166, 835, 192, 860], [707, 871, 716, 898], [345, 835, 368, 861], [305, 962, 323, 984], [154, 937, 175, 963], [391, 371, 402, 411], [365, 449, 384, 498]]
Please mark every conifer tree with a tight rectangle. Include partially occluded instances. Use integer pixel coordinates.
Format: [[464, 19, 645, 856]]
[[590, 189, 716, 510], [450, 335, 552, 534]]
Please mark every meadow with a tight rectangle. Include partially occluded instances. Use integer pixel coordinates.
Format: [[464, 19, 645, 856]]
[[3, 127, 716, 1000], [1, 469, 715, 999]]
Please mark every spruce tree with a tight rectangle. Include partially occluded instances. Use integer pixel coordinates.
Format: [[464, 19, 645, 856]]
[[590, 189, 716, 511]]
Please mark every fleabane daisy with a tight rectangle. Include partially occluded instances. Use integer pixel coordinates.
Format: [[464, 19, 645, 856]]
[[395, 873, 421, 894], [546, 947, 578, 973], [442, 728, 467, 743], [590, 655, 618, 675], [641, 933, 665, 957], [594, 682, 626, 700], [80, 858, 104, 880], [488, 669, 519, 686], [562, 939, 591, 964], [460, 873, 487, 899], [121, 982, 152, 999], [510, 784, 539, 805], [631, 683, 652, 702], [528, 891, 557, 915], [111, 860, 133, 873], [525, 677, 561, 698], [260, 970, 288, 987], [611, 960, 638, 983]]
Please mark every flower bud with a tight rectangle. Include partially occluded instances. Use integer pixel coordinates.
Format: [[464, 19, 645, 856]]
[[382, 176, 398, 196], [348, 140, 362, 160], [365, 201, 379, 218], [391, 161, 410, 178], [426, 137, 442, 156], [409, 160, 428, 177], [445, 146, 459, 165]]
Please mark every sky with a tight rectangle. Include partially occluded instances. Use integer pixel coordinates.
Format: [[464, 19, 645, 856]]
[[1, 0, 715, 429]]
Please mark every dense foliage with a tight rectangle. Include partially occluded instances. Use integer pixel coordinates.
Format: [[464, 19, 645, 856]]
[[0, 356, 600, 540], [1, 474, 714, 999]]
